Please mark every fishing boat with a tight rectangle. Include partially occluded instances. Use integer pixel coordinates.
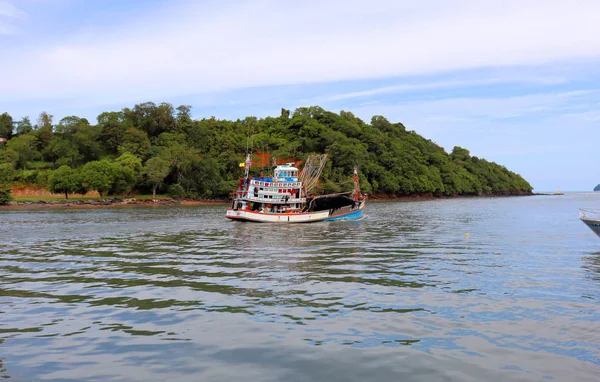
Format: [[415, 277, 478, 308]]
[[579, 208, 600, 238], [226, 154, 366, 223]]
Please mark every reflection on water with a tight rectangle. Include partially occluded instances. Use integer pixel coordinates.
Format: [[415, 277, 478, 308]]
[[1, 194, 600, 381]]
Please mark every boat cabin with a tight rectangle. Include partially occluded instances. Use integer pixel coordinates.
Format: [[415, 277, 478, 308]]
[[232, 163, 307, 214]]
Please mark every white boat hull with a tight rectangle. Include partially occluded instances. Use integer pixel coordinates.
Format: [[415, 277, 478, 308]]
[[226, 203, 365, 223], [579, 208, 600, 238], [581, 219, 600, 238]]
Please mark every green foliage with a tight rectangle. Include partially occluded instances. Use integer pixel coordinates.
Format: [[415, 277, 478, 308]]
[[81, 160, 115, 199], [7, 133, 39, 169], [167, 183, 186, 198], [0, 112, 14, 139], [14, 170, 50, 188], [118, 127, 150, 157], [0, 163, 14, 183], [113, 152, 142, 195], [48, 165, 80, 199], [15, 117, 33, 135], [0, 103, 533, 199], [143, 156, 171, 199], [0, 184, 12, 205]]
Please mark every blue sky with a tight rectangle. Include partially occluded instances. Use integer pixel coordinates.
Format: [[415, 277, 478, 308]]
[[1, 0, 600, 191]]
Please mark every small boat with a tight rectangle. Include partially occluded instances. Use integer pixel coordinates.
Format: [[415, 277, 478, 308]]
[[226, 154, 366, 223], [579, 208, 600, 238], [554, 187, 564, 195]]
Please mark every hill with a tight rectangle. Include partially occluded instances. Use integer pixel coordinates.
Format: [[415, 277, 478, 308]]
[[0, 104, 532, 199]]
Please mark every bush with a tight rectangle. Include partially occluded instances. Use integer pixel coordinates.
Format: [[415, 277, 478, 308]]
[[14, 169, 50, 187], [29, 161, 54, 170], [0, 185, 12, 205], [0, 163, 14, 183], [167, 183, 186, 198]]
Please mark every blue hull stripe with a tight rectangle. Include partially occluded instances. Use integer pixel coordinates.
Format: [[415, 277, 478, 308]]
[[324, 210, 363, 221]]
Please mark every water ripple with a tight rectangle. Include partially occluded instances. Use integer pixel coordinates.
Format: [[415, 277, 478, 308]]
[[1, 196, 600, 381]]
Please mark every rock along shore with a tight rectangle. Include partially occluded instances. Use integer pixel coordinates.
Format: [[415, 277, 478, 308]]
[[0, 198, 229, 210]]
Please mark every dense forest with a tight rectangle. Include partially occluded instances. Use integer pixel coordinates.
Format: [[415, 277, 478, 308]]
[[0, 103, 532, 202]]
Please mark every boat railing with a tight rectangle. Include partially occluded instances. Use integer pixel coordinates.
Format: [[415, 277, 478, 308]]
[[579, 208, 600, 221], [246, 195, 306, 204]]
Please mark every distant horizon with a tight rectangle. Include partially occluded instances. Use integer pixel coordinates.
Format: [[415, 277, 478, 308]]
[[538, 190, 599, 193], [1, 0, 599, 191]]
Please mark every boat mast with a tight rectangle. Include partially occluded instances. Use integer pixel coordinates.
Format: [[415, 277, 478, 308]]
[[353, 165, 360, 199], [243, 153, 251, 185], [242, 127, 252, 192]]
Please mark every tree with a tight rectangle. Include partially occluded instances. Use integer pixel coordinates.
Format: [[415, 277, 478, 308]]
[[0, 184, 12, 205], [119, 127, 150, 157], [6, 134, 39, 169], [35, 112, 54, 152], [0, 112, 14, 139], [176, 105, 193, 132], [36, 112, 53, 130], [143, 157, 171, 200], [0, 103, 533, 199], [0, 163, 14, 183], [48, 136, 81, 168], [48, 165, 80, 199], [98, 111, 129, 154], [15, 117, 33, 135], [1, 148, 19, 168], [81, 160, 116, 199], [113, 152, 142, 195], [56, 116, 100, 164]]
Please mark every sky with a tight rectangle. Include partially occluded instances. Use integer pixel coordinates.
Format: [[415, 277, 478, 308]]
[[1, 0, 600, 192]]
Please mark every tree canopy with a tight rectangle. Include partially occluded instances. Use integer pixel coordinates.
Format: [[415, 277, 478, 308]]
[[0, 103, 532, 199], [48, 165, 80, 199]]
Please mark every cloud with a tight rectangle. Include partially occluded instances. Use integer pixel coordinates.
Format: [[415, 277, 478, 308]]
[[1, 0, 600, 105], [313, 77, 569, 102], [0, 0, 26, 34], [0, 1, 25, 18], [344, 89, 600, 191], [562, 111, 600, 121], [346, 89, 599, 163], [351, 89, 598, 123]]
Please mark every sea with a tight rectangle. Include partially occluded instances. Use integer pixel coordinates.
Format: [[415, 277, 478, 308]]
[[1, 193, 600, 381]]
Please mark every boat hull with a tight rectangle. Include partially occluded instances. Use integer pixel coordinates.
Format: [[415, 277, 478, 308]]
[[581, 219, 600, 238], [579, 209, 600, 238], [226, 202, 365, 223]]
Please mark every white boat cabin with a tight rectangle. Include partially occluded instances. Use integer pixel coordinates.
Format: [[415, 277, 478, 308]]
[[233, 163, 307, 214]]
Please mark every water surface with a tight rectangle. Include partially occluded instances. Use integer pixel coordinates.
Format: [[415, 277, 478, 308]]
[[1, 194, 600, 381]]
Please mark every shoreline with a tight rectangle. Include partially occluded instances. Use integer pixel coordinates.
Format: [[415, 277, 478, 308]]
[[0, 198, 229, 210], [0, 192, 537, 211]]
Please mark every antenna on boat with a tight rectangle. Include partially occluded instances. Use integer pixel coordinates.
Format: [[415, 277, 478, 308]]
[[300, 154, 328, 196]]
